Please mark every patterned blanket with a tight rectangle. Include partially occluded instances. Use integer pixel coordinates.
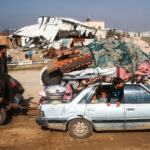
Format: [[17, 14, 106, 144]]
[[80, 39, 149, 73]]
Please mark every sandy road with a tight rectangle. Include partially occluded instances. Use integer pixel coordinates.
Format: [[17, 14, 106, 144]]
[[1, 112, 150, 150], [9, 70, 43, 103], [0, 70, 150, 150]]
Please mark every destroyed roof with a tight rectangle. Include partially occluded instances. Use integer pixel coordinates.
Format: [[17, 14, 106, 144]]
[[52, 17, 96, 29], [13, 16, 97, 43], [13, 24, 40, 38]]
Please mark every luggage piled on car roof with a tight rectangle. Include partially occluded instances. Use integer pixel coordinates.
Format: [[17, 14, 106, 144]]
[[80, 39, 149, 73], [40, 39, 150, 91]]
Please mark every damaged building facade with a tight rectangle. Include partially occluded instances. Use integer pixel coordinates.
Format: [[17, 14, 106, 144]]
[[84, 20, 105, 39]]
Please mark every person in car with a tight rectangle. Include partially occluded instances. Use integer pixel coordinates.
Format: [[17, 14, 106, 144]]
[[91, 89, 108, 103], [98, 89, 108, 103], [107, 77, 124, 107], [91, 94, 98, 103]]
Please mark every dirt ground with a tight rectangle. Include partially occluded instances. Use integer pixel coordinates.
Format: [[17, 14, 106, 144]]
[[1, 70, 150, 150]]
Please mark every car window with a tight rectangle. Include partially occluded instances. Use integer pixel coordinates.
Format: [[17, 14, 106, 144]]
[[79, 87, 96, 104], [79, 93, 91, 104], [90, 85, 114, 104], [124, 85, 150, 103], [90, 97, 117, 104]]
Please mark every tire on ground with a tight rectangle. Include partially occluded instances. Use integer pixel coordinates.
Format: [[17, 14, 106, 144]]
[[41, 69, 62, 86], [0, 107, 6, 125], [68, 118, 93, 139]]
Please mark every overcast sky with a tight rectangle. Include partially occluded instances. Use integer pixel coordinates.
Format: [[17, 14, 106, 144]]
[[0, 0, 150, 32]]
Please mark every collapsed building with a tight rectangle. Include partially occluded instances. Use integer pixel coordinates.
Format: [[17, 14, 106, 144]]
[[12, 16, 97, 49]]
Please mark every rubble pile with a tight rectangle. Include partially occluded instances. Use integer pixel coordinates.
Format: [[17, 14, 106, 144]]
[[134, 37, 150, 53], [7, 49, 26, 61], [7, 49, 43, 61]]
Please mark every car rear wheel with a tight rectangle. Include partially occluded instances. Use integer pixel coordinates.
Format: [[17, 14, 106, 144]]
[[0, 107, 6, 125], [68, 119, 93, 139]]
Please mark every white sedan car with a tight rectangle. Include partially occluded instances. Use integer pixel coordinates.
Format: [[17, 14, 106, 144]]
[[36, 83, 150, 139]]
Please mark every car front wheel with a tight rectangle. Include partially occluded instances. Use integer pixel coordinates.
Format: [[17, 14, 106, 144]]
[[68, 119, 93, 139]]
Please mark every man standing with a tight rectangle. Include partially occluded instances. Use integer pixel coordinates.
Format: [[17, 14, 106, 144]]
[[107, 77, 124, 107], [28, 49, 33, 60], [7, 55, 13, 62], [0, 45, 8, 74]]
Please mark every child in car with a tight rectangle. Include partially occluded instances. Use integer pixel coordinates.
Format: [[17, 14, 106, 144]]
[[91, 89, 108, 103], [98, 89, 108, 103]]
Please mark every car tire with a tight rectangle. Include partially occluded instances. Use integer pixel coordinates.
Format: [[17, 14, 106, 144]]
[[0, 107, 6, 125], [68, 119, 93, 139], [41, 69, 62, 86]]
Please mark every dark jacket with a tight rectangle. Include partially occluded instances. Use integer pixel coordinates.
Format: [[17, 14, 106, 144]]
[[0, 74, 13, 106], [0, 53, 8, 74], [107, 85, 124, 103]]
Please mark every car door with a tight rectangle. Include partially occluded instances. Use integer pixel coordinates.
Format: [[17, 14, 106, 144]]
[[64, 87, 96, 119], [84, 87, 125, 131], [124, 85, 150, 130]]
